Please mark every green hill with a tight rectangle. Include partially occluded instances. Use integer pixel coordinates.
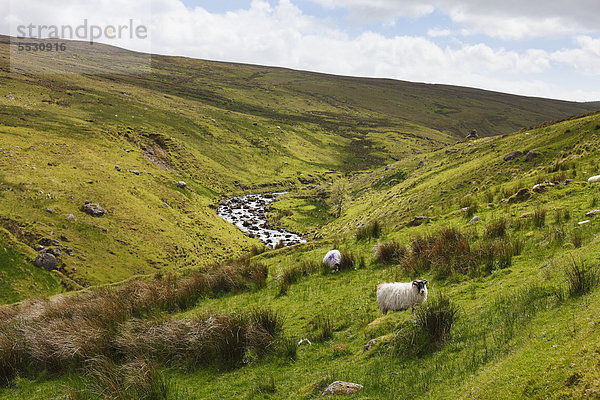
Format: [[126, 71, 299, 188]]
[[1, 36, 600, 400]]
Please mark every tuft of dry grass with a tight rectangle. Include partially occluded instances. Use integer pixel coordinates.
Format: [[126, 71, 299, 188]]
[[0, 258, 270, 385], [402, 227, 475, 276], [373, 241, 406, 265], [485, 217, 508, 238], [356, 220, 381, 241]]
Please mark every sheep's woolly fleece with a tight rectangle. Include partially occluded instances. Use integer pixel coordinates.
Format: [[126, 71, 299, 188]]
[[377, 281, 428, 315]]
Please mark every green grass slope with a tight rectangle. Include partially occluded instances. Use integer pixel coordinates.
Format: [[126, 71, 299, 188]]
[[2, 36, 596, 301], [2, 109, 600, 399]]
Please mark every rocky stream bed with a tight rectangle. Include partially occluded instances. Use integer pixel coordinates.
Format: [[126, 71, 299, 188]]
[[217, 193, 305, 248]]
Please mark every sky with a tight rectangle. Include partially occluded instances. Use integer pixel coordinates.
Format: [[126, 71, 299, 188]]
[[2, 0, 600, 102]]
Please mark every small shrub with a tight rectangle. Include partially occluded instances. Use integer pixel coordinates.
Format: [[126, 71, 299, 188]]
[[415, 294, 458, 347], [357, 255, 366, 269], [276, 335, 298, 360], [485, 218, 507, 238], [555, 209, 570, 224], [308, 314, 333, 343], [548, 226, 567, 246], [337, 251, 355, 272], [566, 260, 599, 297], [475, 236, 523, 275], [373, 241, 405, 265], [274, 241, 285, 250], [532, 208, 547, 228], [77, 356, 176, 400], [402, 227, 475, 276], [571, 229, 583, 248], [483, 190, 495, 203], [249, 244, 266, 257], [250, 308, 284, 338], [356, 220, 382, 241], [277, 266, 303, 295], [393, 294, 458, 357]]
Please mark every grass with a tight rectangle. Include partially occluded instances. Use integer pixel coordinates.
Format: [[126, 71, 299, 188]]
[[566, 260, 599, 297], [393, 293, 458, 357], [373, 241, 405, 265], [0, 258, 270, 385], [2, 37, 600, 400], [356, 220, 381, 241]]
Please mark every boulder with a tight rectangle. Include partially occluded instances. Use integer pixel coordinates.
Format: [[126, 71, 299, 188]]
[[81, 202, 107, 217], [503, 151, 523, 161], [585, 209, 600, 217], [176, 181, 187, 189], [532, 183, 552, 193], [66, 213, 75, 221], [34, 251, 58, 271], [322, 381, 363, 396], [524, 149, 539, 161], [407, 216, 429, 227], [364, 336, 387, 351], [45, 208, 55, 214], [468, 216, 480, 223], [508, 188, 532, 204], [465, 130, 479, 140]]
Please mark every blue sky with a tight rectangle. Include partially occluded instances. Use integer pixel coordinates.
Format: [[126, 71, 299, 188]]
[[3, 0, 599, 101]]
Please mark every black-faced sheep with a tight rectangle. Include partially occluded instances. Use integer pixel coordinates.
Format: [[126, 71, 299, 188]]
[[377, 279, 428, 314]]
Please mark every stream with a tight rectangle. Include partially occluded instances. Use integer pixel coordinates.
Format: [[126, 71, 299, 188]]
[[217, 193, 306, 248]]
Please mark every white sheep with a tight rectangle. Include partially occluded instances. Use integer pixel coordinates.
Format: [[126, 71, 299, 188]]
[[323, 250, 342, 271], [377, 280, 428, 315], [588, 175, 600, 184]]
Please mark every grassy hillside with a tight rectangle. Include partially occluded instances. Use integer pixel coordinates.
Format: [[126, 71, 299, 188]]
[[1, 36, 595, 300], [2, 111, 600, 400], [1, 36, 600, 399]]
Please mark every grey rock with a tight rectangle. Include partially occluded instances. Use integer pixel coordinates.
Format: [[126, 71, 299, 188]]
[[585, 209, 600, 217], [176, 181, 187, 189], [48, 248, 61, 257], [364, 336, 386, 351], [508, 188, 532, 204], [465, 130, 479, 140], [469, 216, 481, 223], [45, 208, 55, 214], [504, 151, 523, 161], [524, 149, 539, 162], [34, 252, 58, 271], [81, 202, 107, 217], [66, 214, 75, 221], [322, 381, 363, 396]]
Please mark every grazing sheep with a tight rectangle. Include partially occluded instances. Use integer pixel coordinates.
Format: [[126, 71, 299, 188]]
[[323, 250, 342, 271], [588, 175, 600, 184], [377, 280, 428, 315]]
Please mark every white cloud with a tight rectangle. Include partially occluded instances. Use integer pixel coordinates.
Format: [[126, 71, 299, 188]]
[[552, 36, 600, 75], [307, 0, 600, 40], [427, 28, 452, 37]]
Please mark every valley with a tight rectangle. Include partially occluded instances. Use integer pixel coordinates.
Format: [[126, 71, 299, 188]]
[[0, 36, 600, 399]]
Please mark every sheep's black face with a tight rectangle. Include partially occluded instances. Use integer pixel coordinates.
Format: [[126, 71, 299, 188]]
[[412, 279, 428, 295]]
